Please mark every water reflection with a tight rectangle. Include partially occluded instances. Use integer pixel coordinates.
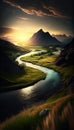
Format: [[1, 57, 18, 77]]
[[0, 50, 61, 122], [20, 67, 61, 101], [21, 86, 33, 99]]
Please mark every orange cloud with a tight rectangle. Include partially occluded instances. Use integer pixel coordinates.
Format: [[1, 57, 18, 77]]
[[4, 0, 71, 18]]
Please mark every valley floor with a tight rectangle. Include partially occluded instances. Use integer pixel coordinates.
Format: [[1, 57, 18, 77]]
[[0, 46, 74, 130], [0, 66, 45, 92]]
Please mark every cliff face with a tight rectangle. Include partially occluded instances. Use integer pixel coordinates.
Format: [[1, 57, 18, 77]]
[[55, 39, 74, 89], [55, 39, 74, 66]]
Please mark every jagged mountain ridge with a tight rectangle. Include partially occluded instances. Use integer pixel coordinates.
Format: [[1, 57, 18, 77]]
[[30, 29, 62, 46], [52, 34, 73, 44]]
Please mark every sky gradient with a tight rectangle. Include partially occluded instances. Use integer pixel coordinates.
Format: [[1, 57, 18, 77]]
[[0, 0, 74, 45]]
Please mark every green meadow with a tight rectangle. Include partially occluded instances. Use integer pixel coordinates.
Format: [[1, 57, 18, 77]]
[[0, 66, 45, 91]]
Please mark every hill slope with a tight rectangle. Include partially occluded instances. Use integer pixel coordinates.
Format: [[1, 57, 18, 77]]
[[0, 39, 28, 59], [0, 39, 25, 88]]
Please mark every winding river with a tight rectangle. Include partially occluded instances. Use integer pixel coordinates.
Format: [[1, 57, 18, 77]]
[[0, 50, 61, 122]]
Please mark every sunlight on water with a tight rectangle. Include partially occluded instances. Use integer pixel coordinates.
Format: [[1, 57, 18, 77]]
[[0, 49, 61, 122], [17, 50, 61, 99], [21, 86, 33, 96]]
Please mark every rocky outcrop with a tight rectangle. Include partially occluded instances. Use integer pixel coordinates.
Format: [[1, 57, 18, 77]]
[[55, 39, 74, 90], [39, 108, 50, 117], [55, 39, 74, 66]]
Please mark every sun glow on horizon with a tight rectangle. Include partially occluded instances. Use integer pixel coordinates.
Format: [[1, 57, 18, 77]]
[[11, 31, 27, 42], [1, 23, 73, 46], [2, 28, 33, 45]]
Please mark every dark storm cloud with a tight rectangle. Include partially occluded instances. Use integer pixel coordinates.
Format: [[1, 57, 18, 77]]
[[4, 0, 73, 18]]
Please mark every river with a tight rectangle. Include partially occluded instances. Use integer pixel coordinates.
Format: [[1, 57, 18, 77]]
[[0, 50, 61, 122]]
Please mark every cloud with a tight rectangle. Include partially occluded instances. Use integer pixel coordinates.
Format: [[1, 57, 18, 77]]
[[18, 17, 29, 21], [0, 27, 15, 36], [4, 0, 73, 18]]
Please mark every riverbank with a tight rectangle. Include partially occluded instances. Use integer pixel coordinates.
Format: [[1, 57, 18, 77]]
[[21, 52, 74, 86], [0, 49, 74, 130], [0, 49, 61, 123], [0, 66, 46, 92], [0, 49, 48, 92]]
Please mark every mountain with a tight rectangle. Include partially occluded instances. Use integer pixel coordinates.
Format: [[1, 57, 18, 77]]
[[52, 34, 73, 44], [29, 29, 62, 46], [55, 38, 74, 65]]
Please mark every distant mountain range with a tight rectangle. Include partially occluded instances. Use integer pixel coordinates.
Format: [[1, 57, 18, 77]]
[[52, 34, 73, 44], [29, 29, 62, 46]]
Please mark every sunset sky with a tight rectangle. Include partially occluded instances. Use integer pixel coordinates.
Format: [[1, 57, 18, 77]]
[[0, 0, 74, 45]]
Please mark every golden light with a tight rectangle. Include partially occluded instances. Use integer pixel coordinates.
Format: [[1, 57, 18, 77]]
[[11, 30, 29, 43], [21, 86, 33, 96], [2, 29, 32, 45], [12, 31, 26, 42]]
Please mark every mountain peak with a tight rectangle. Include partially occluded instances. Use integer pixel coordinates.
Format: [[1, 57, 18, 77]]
[[37, 29, 44, 34], [36, 29, 51, 36], [38, 29, 44, 32], [30, 29, 62, 46]]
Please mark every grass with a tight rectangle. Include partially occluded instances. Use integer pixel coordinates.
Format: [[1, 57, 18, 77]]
[[21, 52, 56, 65], [0, 66, 46, 92], [0, 94, 74, 130], [4, 66, 45, 83], [0, 47, 74, 130], [48, 64, 74, 85], [21, 51, 74, 85], [1, 114, 42, 130], [46, 88, 68, 102]]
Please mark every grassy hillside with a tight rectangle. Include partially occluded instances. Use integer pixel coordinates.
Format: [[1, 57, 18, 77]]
[[0, 93, 73, 130], [0, 61, 45, 92], [0, 40, 45, 92], [0, 39, 29, 60], [0, 49, 73, 129], [0, 40, 73, 129]]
